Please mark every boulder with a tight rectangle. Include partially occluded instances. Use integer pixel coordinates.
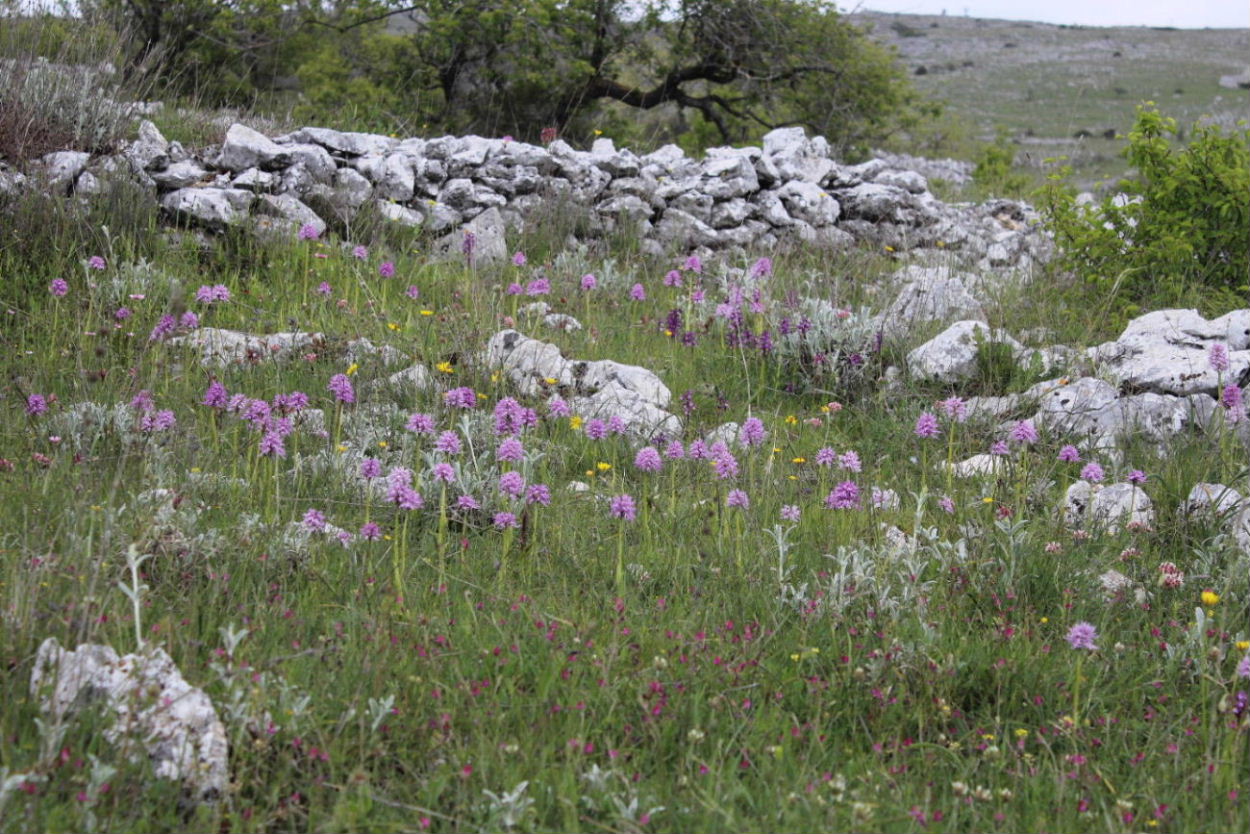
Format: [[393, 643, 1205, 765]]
[[879, 266, 984, 339], [1088, 309, 1250, 396], [1034, 377, 1207, 446], [38, 150, 92, 194], [839, 182, 909, 222], [776, 181, 840, 226], [372, 363, 434, 396], [376, 200, 425, 227], [946, 453, 1006, 478], [231, 168, 277, 192], [124, 120, 170, 172], [160, 188, 254, 230], [483, 329, 678, 439], [430, 207, 508, 266], [375, 153, 416, 201], [1181, 482, 1244, 518], [654, 208, 720, 250], [701, 153, 759, 200], [218, 123, 291, 172], [166, 327, 323, 367], [152, 160, 210, 189], [1064, 482, 1154, 532], [906, 320, 1023, 383], [874, 169, 928, 194], [283, 126, 396, 157], [255, 194, 325, 237], [31, 637, 227, 804]]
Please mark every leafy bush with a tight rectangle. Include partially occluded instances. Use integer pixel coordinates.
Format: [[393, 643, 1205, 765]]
[[971, 131, 1031, 198], [1039, 105, 1250, 314]]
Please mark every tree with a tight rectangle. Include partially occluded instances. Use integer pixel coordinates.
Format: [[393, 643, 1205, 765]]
[[85, 0, 318, 102], [91, 0, 925, 152], [309, 0, 925, 153]]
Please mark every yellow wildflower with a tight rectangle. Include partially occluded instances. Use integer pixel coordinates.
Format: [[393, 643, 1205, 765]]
[[1201, 590, 1220, 606], [435, 361, 454, 374]]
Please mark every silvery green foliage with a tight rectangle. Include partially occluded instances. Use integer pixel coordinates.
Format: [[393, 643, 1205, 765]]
[[51, 401, 135, 451], [610, 794, 666, 827], [575, 765, 664, 828], [773, 299, 878, 365], [51, 402, 185, 467], [80, 755, 118, 834], [551, 249, 637, 291], [341, 403, 402, 447], [780, 528, 948, 621], [91, 258, 176, 307], [133, 489, 226, 562], [481, 781, 534, 830], [367, 695, 394, 734], [0, 768, 46, 818], [278, 521, 352, 557], [2, 57, 133, 154]]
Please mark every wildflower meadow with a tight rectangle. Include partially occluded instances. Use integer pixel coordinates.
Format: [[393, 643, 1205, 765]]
[[1, 205, 1246, 833]]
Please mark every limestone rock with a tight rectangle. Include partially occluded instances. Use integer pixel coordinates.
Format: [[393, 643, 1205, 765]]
[[1181, 482, 1244, 518], [1089, 309, 1250, 396], [879, 266, 984, 339], [283, 126, 396, 157], [124, 120, 171, 172], [1035, 377, 1207, 446], [483, 329, 678, 439], [906, 320, 1023, 383], [160, 188, 254, 230], [431, 207, 508, 266], [654, 208, 720, 250], [255, 194, 325, 237], [946, 453, 1006, 479], [776, 181, 840, 226], [152, 160, 210, 189], [372, 363, 434, 396], [38, 150, 91, 194], [218, 123, 291, 172], [1064, 482, 1154, 532], [167, 327, 323, 367], [31, 638, 227, 804]]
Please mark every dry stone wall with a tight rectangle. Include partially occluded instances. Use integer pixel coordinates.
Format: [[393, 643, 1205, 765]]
[[3, 121, 1052, 269]]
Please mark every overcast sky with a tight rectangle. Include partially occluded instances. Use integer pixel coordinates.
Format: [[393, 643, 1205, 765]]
[[850, 1, 1248, 28]]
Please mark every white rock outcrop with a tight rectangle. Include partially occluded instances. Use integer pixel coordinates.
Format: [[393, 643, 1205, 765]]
[[31, 638, 228, 804]]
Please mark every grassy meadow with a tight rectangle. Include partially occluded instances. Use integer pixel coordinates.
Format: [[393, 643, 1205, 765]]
[[1, 9, 1249, 834], [0, 175, 1247, 832]]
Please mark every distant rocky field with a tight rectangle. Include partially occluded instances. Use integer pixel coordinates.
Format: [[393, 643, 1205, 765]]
[[853, 10, 1249, 186]]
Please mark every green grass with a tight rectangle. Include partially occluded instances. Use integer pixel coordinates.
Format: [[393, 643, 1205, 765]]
[[0, 181, 1247, 832]]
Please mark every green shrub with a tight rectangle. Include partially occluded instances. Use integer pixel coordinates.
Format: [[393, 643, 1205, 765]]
[[1039, 105, 1249, 315], [971, 131, 1031, 198]]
